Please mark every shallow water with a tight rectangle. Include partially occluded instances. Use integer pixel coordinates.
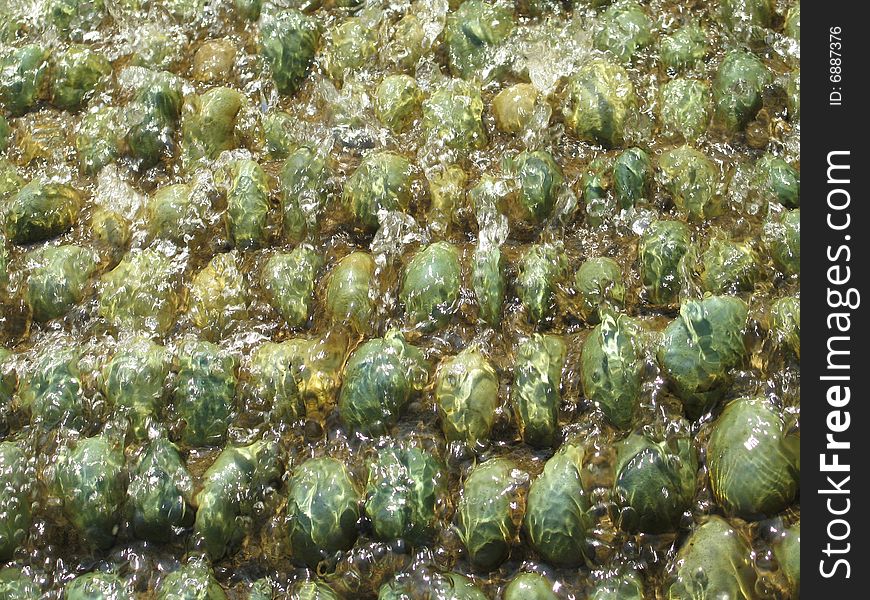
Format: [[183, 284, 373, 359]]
[[0, 0, 799, 597]]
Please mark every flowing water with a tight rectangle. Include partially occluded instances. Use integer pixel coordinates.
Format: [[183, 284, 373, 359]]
[[0, 0, 799, 597]]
